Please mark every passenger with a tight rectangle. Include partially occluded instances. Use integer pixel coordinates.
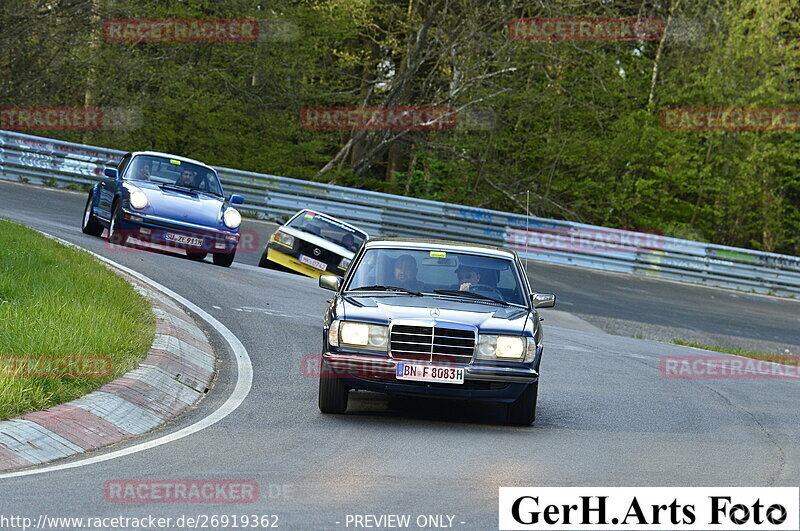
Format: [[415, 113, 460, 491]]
[[137, 162, 151, 181], [393, 254, 421, 291]]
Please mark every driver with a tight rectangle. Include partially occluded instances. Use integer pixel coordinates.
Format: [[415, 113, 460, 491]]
[[456, 265, 483, 291], [176, 168, 196, 187], [393, 254, 421, 291], [341, 233, 359, 252]]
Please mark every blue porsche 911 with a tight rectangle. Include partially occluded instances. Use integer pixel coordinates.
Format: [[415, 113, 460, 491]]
[[81, 151, 244, 267]]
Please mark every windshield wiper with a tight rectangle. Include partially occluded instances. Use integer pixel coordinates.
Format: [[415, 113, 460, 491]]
[[349, 285, 422, 296], [433, 289, 508, 306], [160, 183, 222, 197], [160, 183, 198, 193]]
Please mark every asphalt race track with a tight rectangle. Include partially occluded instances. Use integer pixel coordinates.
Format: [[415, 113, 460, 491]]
[[0, 180, 798, 529]]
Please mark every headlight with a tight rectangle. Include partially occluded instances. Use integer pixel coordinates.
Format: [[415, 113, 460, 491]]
[[223, 208, 241, 229], [339, 257, 351, 270], [338, 321, 388, 351], [476, 335, 528, 361], [273, 230, 295, 248], [129, 189, 149, 209], [328, 320, 340, 347]]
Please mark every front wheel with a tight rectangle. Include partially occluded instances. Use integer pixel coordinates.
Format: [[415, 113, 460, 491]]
[[81, 192, 103, 236], [507, 382, 538, 425], [105, 202, 127, 246], [318, 360, 348, 414], [187, 252, 207, 261], [258, 248, 274, 268], [212, 248, 236, 267]]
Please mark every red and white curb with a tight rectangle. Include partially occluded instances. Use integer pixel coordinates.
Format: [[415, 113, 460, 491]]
[[0, 277, 216, 472]]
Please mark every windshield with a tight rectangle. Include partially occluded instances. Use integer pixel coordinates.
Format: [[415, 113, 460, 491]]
[[345, 248, 526, 306], [287, 211, 367, 252], [125, 155, 223, 197]]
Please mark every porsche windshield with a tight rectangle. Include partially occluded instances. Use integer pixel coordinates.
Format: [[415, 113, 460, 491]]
[[125, 155, 223, 197], [345, 248, 527, 306], [287, 211, 367, 252]]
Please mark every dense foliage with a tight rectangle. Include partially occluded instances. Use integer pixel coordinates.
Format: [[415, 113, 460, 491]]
[[2, 0, 798, 254]]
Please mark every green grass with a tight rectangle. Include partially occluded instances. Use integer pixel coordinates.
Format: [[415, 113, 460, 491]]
[[0, 219, 154, 420], [671, 339, 800, 367]]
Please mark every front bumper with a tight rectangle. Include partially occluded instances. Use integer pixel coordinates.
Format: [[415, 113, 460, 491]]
[[322, 351, 538, 403], [266, 246, 345, 279], [118, 209, 239, 253]]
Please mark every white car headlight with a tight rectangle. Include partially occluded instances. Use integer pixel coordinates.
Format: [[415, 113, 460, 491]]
[[339, 257, 351, 270], [476, 335, 527, 360], [338, 321, 388, 351], [328, 320, 340, 347], [129, 189, 149, 210], [273, 230, 295, 248], [223, 208, 242, 229]]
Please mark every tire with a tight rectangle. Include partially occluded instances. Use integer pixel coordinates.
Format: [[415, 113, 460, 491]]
[[187, 252, 207, 261], [212, 248, 236, 267], [81, 192, 103, 236], [507, 382, 538, 425], [258, 248, 273, 268], [318, 360, 348, 414], [105, 201, 127, 246]]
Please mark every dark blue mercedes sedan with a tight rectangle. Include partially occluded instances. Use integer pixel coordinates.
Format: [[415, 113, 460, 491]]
[[317, 238, 556, 425], [81, 151, 244, 266]]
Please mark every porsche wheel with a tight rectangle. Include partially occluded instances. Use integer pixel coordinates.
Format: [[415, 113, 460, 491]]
[[105, 202, 127, 246], [212, 249, 236, 267], [187, 252, 207, 261], [81, 193, 103, 237]]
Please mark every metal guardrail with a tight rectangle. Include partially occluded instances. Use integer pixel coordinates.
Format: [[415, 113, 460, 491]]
[[1, 129, 799, 297]]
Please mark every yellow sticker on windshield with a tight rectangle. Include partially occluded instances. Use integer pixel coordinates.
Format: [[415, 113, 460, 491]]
[[169, 159, 181, 165], [430, 251, 446, 258]]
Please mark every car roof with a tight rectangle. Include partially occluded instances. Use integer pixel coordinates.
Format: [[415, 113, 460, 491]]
[[128, 151, 215, 171], [363, 238, 517, 259], [291, 209, 369, 236]]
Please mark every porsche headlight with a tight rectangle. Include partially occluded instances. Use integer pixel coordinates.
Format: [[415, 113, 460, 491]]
[[223, 208, 242, 229], [338, 321, 388, 351], [273, 231, 295, 248], [476, 335, 528, 361], [129, 189, 149, 210], [339, 257, 351, 270]]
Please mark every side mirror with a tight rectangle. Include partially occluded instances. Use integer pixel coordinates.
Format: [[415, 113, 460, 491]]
[[319, 274, 342, 292], [104, 167, 119, 179], [229, 194, 245, 205], [531, 293, 556, 309]]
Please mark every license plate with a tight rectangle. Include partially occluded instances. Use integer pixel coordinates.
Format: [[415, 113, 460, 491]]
[[164, 233, 203, 247], [299, 254, 327, 270], [396, 363, 464, 384]]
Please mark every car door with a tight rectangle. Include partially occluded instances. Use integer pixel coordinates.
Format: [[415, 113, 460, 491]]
[[98, 153, 130, 219]]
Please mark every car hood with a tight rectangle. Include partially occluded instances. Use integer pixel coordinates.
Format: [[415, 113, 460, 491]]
[[279, 226, 355, 258], [338, 294, 531, 335], [128, 181, 225, 228]]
